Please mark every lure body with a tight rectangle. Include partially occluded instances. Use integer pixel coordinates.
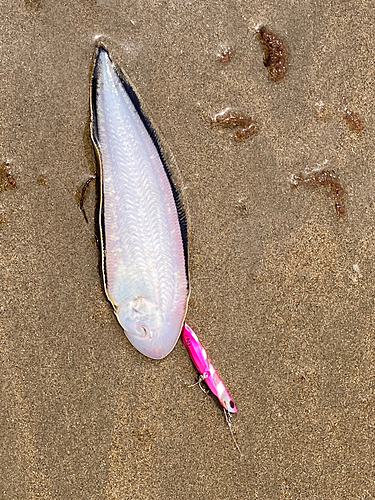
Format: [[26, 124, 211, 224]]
[[182, 323, 237, 413], [90, 47, 189, 359]]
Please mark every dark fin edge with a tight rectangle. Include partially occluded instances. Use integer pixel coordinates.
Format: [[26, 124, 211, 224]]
[[90, 47, 109, 293], [91, 44, 190, 292]]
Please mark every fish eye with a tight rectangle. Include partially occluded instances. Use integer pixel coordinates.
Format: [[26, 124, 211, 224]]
[[229, 400, 234, 409], [141, 325, 147, 337], [140, 325, 153, 339]]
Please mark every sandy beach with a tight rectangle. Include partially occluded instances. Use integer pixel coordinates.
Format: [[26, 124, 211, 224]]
[[1, 0, 374, 498]]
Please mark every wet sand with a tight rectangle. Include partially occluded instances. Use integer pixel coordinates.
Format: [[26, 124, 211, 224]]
[[1, 1, 374, 498]]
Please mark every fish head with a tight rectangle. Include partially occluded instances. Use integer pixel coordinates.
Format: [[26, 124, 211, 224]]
[[116, 296, 182, 359]]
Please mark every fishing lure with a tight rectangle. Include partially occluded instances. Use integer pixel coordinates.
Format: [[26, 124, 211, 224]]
[[182, 323, 237, 413], [90, 46, 189, 359], [182, 323, 241, 454]]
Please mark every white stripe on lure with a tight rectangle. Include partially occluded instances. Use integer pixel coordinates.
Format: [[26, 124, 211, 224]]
[[90, 46, 189, 359]]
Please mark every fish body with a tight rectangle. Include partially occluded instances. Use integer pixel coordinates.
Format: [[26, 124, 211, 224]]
[[90, 47, 189, 359], [182, 323, 237, 413]]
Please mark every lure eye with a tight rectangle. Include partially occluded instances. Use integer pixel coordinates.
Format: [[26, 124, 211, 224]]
[[229, 400, 234, 409]]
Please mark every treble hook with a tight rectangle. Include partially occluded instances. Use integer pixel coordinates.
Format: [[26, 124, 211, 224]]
[[188, 373, 210, 394]]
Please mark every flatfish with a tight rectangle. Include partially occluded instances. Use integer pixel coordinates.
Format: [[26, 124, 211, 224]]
[[90, 46, 189, 359]]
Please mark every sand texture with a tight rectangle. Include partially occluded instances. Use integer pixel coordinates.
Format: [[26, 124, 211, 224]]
[[1, 0, 374, 498]]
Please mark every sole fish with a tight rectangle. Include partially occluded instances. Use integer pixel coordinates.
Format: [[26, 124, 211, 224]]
[[90, 46, 189, 359]]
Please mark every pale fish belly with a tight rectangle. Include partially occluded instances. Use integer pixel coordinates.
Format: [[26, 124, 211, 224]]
[[90, 47, 189, 359]]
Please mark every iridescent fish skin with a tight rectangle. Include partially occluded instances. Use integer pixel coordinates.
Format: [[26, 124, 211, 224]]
[[182, 323, 237, 413], [90, 47, 189, 359]]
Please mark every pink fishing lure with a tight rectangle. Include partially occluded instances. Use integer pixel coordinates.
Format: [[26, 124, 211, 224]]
[[182, 323, 237, 413]]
